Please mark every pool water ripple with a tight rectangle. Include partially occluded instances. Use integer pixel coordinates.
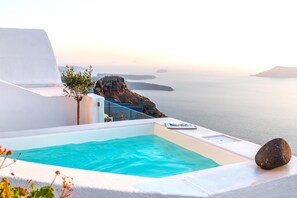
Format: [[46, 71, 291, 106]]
[[12, 135, 220, 178]]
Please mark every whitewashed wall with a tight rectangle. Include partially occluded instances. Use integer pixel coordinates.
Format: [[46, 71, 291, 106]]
[[0, 28, 61, 85], [0, 80, 103, 132]]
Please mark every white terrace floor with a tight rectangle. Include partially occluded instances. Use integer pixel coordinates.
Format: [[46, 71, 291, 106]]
[[1, 118, 296, 197], [21, 84, 64, 96]]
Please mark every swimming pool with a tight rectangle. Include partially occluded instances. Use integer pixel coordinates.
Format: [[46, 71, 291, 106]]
[[2, 122, 248, 178], [1, 119, 296, 198], [11, 135, 220, 178]]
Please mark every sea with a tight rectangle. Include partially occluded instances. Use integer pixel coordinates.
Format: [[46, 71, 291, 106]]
[[93, 68, 297, 154]]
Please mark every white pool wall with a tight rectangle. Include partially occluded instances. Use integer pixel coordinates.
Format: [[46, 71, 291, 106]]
[[153, 124, 248, 165], [1, 124, 154, 150], [2, 122, 247, 166]]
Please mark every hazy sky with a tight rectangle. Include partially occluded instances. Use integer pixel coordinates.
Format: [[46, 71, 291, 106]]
[[1, 0, 297, 74]]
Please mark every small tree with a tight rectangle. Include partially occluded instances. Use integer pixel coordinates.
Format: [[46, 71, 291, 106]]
[[62, 65, 95, 125]]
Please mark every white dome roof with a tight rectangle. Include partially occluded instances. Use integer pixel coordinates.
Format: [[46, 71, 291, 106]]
[[0, 28, 61, 85]]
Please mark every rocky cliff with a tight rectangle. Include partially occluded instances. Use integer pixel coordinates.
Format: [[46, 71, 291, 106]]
[[94, 76, 166, 118]]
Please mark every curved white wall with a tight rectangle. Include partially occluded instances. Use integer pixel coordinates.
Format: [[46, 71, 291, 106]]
[[0, 80, 103, 132], [0, 28, 61, 85]]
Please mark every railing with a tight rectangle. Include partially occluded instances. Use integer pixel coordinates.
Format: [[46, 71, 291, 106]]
[[104, 100, 153, 122]]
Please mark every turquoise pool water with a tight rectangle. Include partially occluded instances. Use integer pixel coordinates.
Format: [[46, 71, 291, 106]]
[[12, 135, 220, 178]]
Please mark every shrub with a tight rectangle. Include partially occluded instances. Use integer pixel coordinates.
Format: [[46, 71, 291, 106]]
[[62, 65, 95, 125], [0, 146, 73, 198]]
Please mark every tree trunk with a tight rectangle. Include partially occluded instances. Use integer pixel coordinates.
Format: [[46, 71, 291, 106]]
[[77, 100, 80, 125]]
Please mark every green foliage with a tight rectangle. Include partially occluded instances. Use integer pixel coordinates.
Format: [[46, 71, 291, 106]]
[[0, 178, 54, 198], [28, 186, 54, 198], [0, 146, 73, 198], [62, 65, 95, 102], [62, 65, 95, 125]]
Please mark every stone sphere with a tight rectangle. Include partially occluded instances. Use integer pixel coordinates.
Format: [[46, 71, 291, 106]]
[[255, 138, 291, 170]]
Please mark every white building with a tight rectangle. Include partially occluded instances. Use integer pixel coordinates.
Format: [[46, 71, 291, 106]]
[[0, 28, 296, 198], [0, 28, 103, 132]]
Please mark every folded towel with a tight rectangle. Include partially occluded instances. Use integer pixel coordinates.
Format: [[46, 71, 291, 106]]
[[164, 122, 197, 129]]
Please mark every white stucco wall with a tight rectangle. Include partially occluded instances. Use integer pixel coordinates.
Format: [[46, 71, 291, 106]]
[[0, 80, 102, 132], [0, 28, 61, 85], [84, 94, 105, 123]]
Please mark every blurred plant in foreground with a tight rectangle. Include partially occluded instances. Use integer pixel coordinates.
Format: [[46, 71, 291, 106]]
[[0, 146, 73, 198]]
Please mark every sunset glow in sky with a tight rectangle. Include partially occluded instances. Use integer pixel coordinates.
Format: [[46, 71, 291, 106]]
[[1, 0, 297, 73]]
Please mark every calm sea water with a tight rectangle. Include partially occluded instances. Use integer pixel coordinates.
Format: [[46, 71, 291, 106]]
[[134, 71, 297, 155], [13, 135, 219, 178]]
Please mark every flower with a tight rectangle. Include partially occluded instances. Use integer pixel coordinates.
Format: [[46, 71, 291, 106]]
[[6, 150, 13, 156]]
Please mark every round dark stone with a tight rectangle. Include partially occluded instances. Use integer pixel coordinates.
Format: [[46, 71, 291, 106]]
[[255, 138, 292, 170]]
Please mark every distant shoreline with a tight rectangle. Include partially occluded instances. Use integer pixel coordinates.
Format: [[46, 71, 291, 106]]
[[95, 73, 156, 80], [126, 81, 174, 91], [92, 73, 173, 91], [59, 66, 173, 91], [253, 66, 297, 78]]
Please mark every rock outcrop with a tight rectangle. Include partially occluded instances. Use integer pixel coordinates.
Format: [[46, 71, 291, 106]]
[[94, 76, 166, 118], [255, 138, 291, 170]]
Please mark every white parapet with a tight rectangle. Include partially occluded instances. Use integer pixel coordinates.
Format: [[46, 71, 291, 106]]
[[0, 80, 105, 132], [84, 93, 105, 124]]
